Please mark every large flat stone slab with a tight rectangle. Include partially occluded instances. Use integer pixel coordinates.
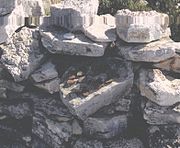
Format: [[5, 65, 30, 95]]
[[0, 27, 44, 82], [40, 27, 108, 57], [60, 58, 134, 120], [116, 38, 176, 62], [154, 54, 180, 73], [83, 114, 128, 139], [83, 14, 117, 42], [116, 9, 170, 43], [138, 69, 180, 106], [50, 0, 99, 31], [142, 99, 180, 125]]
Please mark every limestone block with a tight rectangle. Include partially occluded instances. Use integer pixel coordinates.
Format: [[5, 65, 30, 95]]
[[49, 0, 99, 31], [83, 14, 117, 42], [116, 38, 176, 62], [154, 54, 180, 73], [142, 100, 180, 125], [138, 69, 180, 106], [40, 27, 108, 57], [83, 115, 128, 139], [116, 9, 170, 43], [59, 58, 134, 120], [0, 27, 44, 82]]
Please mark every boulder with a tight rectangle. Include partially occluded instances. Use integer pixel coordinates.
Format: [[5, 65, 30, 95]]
[[138, 69, 180, 106], [142, 99, 180, 125], [116, 38, 176, 62], [116, 9, 170, 43], [40, 27, 108, 57], [0, 27, 44, 82], [83, 114, 128, 139], [154, 54, 180, 73], [83, 14, 117, 42], [60, 58, 134, 120], [50, 0, 99, 31]]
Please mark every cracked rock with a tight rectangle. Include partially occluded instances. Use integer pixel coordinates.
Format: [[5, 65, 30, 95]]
[[0, 27, 44, 82], [40, 27, 108, 57], [116, 38, 177, 62], [138, 69, 180, 106]]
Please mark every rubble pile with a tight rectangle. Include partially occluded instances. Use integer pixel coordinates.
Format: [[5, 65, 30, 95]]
[[0, 0, 179, 148]]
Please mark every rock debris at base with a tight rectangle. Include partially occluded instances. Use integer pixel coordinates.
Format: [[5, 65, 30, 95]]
[[0, 0, 180, 148]]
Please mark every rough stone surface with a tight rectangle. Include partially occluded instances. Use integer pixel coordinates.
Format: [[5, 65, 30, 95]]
[[154, 54, 180, 73], [116, 38, 177, 62], [147, 125, 180, 148], [116, 9, 170, 43], [31, 61, 58, 83], [60, 58, 133, 120], [142, 99, 180, 125], [138, 69, 180, 106], [73, 138, 144, 148], [83, 14, 117, 42], [83, 114, 128, 139], [0, 27, 44, 82], [34, 77, 60, 94], [50, 0, 99, 31], [40, 27, 108, 57]]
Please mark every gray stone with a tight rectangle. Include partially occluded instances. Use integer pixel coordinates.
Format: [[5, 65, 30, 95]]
[[50, 0, 99, 31], [34, 77, 60, 94], [83, 14, 117, 42], [40, 28, 108, 57], [60, 58, 133, 120], [116, 38, 176, 62], [154, 54, 180, 73], [138, 69, 180, 106], [31, 61, 58, 83], [147, 125, 180, 148], [72, 119, 82, 135], [0, 27, 44, 82], [83, 114, 128, 139], [116, 9, 170, 43], [142, 100, 180, 125]]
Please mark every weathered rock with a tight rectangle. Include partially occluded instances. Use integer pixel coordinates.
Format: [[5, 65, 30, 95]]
[[83, 114, 128, 139], [142, 99, 180, 125], [31, 61, 58, 83], [116, 38, 176, 62], [34, 77, 60, 94], [0, 101, 32, 120], [60, 58, 134, 120], [83, 14, 117, 42], [73, 138, 144, 148], [72, 119, 83, 135], [50, 0, 99, 31], [40, 27, 108, 57], [0, 27, 44, 82], [138, 69, 180, 106], [154, 54, 180, 73], [116, 9, 170, 43], [147, 125, 180, 148], [0, 9, 25, 44]]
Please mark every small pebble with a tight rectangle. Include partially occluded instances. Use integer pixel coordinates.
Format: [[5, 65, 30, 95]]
[[63, 33, 75, 40]]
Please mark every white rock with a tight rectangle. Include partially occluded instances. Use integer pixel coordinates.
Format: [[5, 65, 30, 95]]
[[0, 27, 44, 82], [116, 9, 170, 43], [142, 100, 180, 125], [116, 38, 176, 62], [138, 69, 180, 106], [63, 33, 75, 40], [83, 14, 117, 42], [40, 27, 108, 57], [31, 61, 58, 83], [49, 0, 99, 31]]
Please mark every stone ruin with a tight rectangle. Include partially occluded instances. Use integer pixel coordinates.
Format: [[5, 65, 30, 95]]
[[0, 0, 180, 147]]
